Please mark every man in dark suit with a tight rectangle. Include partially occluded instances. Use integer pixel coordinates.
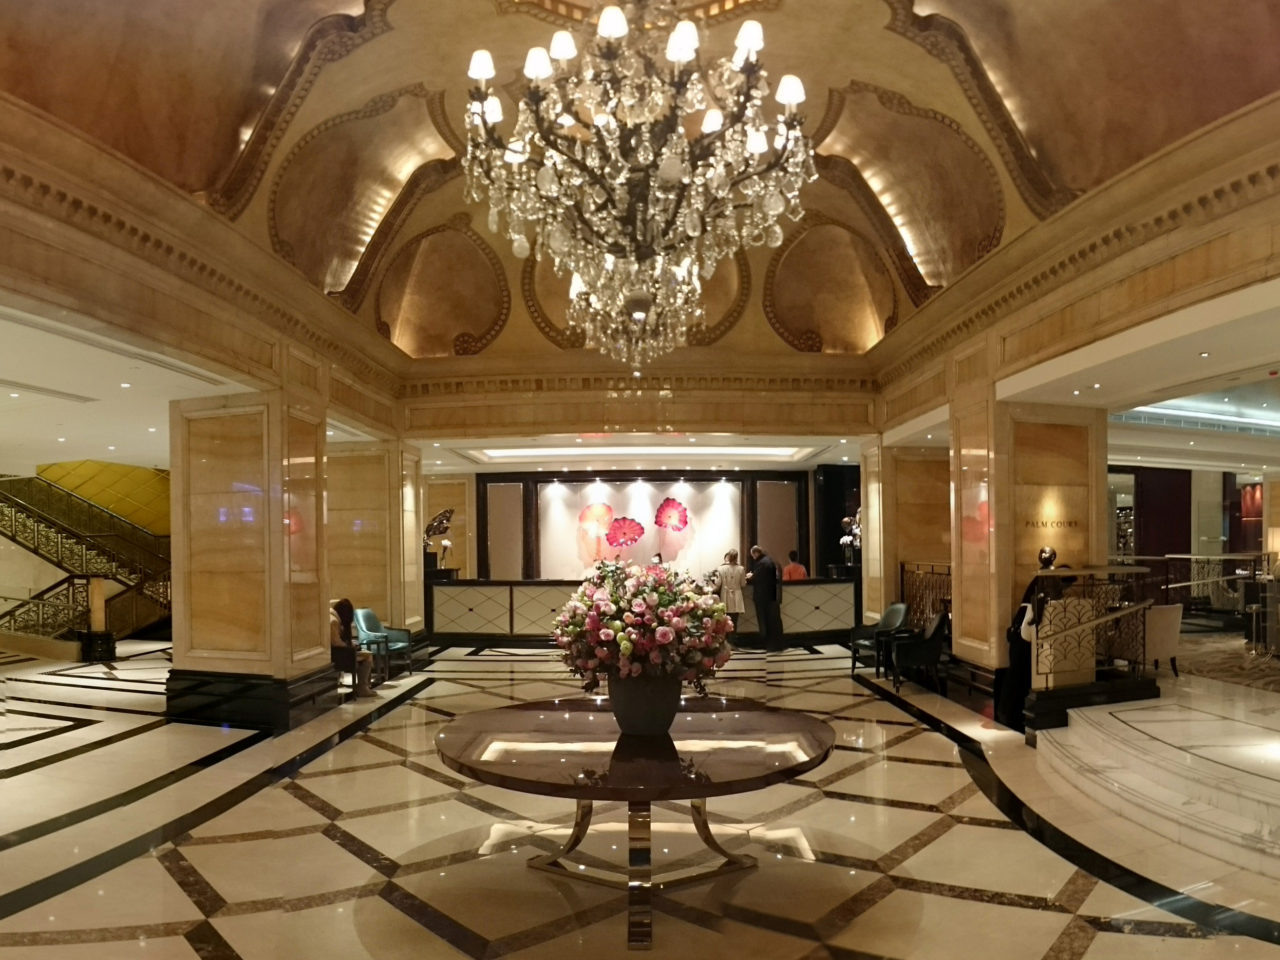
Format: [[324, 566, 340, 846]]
[[747, 545, 785, 651]]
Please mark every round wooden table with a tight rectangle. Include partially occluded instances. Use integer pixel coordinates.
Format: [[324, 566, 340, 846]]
[[435, 695, 834, 950]]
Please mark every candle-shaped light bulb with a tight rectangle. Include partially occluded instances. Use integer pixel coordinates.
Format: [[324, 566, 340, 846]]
[[775, 74, 805, 108], [468, 49, 496, 81], [701, 108, 724, 134], [549, 30, 577, 61], [597, 6, 629, 39], [735, 20, 764, 53], [523, 46, 553, 81], [569, 273, 586, 298]]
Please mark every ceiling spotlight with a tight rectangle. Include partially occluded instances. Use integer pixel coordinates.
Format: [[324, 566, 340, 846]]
[[1189, 441, 1195, 446], [120, 382, 131, 388], [841, 456, 848, 462], [326, 430, 334, 436], [839, 438, 847, 444], [7, 392, 17, 398], [926, 434, 933, 440], [435, 460, 443, 465], [1200, 352, 1210, 358], [107, 445, 115, 451], [1072, 390, 1080, 396], [57, 437, 65, 442], [575, 438, 582, 443], [147, 427, 157, 433], [1092, 383, 1100, 389]]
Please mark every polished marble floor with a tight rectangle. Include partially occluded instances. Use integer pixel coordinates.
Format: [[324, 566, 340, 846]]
[[2, 643, 1279, 958]]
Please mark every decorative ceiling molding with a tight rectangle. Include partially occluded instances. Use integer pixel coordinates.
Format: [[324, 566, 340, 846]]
[[687, 249, 751, 347], [400, 370, 877, 400], [877, 158, 1280, 385], [337, 157, 462, 312], [521, 258, 586, 350], [209, 0, 399, 220], [814, 153, 938, 310], [881, 0, 1077, 220], [763, 211, 897, 348], [267, 83, 450, 272], [376, 213, 512, 357], [0, 157, 394, 388], [494, 0, 780, 27]]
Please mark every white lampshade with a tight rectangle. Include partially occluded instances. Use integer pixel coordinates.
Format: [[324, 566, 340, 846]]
[[746, 127, 769, 155], [504, 141, 528, 164], [735, 20, 764, 52], [665, 20, 699, 63], [775, 74, 806, 106], [701, 108, 724, 134], [468, 49, 496, 81], [597, 6, 629, 40], [482, 95, 504, 123], [523, 46, 553, 81], [549, 30, 577, 61]]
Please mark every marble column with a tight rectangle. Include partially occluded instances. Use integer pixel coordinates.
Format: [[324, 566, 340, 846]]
[[1264, 472, 1280, 562], [327, 441, 423, 633], [949, 399, 1108, 671], [166, 389, 336, 731]]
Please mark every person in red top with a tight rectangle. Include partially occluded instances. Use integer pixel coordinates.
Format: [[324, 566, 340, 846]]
[[782, 550, 808, 581]]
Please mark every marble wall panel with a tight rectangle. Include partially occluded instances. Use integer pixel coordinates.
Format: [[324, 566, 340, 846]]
[[425, 479, 470, 579], [953, 404, 992, 662], [894, 456, 951, 565], [327, 451, 391, 618], [861, 444, 885, 620], [185, 412, 269, 656], [286, 415, 324, 657], [1011, 421, 1091, 597]]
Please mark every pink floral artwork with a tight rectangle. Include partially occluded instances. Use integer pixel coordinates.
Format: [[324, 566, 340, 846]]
[[653, 497, 689, 532], [606, 516, 644, 548]]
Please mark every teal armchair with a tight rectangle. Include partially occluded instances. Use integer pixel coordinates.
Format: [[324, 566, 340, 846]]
[[354, 608, 414, 680]]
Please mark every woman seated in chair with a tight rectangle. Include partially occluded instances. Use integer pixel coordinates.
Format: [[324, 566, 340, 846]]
[[331, 598, 377, 698]]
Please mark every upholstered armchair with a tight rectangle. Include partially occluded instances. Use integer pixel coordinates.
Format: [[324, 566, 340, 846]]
[[890, 612, 950, 693], [354, 608, 414, 679], [850, 602, 909, 678]]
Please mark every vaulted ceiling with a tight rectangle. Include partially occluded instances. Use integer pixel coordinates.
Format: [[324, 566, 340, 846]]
[[3, 0, 1278, 366]]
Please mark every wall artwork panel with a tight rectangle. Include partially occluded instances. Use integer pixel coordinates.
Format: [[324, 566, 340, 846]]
[[538, 479, 742, 580]]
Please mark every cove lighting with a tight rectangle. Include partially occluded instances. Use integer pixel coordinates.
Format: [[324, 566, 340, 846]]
[[1132, 405, 1280, 429], [479, 444, 803, 460]]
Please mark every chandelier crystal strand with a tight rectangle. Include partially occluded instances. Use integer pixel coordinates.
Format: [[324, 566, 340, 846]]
[[465, 1, 816, 369]]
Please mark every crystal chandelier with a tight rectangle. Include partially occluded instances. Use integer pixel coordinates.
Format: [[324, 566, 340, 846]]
[[464, 1, 816, 369]]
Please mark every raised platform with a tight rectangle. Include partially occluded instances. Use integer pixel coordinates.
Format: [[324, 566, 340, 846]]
[[1039, 696, 1280, 879]]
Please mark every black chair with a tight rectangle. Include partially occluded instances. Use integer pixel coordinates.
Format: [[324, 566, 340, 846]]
[[890, 612, 950, 693], [850, 602, 909, 678]]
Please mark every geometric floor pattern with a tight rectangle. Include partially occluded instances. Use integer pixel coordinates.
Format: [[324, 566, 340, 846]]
[[1, 649, 1277, 959]]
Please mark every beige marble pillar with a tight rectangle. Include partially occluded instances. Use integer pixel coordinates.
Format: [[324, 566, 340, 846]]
[[167, 389, 334, 730], [327, 441, 423, 633], [1263, 472, 1280, 565], [860, 441, 887, 621], [949, 398, 1107, 670]]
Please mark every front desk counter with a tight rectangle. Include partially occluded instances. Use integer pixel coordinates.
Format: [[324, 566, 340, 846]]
[[426, 577, 859, 647]]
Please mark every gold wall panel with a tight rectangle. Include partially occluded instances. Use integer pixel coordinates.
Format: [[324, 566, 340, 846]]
[[953, 404, 992, 656], [1011, 421, 1091, 600], [894, 457, 951, 564], [38, 460, 171, 535], [286, 415, 323, 656], [425, 479, 470, 579]]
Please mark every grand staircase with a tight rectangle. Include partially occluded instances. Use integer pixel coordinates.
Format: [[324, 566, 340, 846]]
[[0, 476, 170, 642]]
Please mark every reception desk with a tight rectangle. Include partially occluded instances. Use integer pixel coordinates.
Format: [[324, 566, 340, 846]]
[[427, 578, 859, 647]]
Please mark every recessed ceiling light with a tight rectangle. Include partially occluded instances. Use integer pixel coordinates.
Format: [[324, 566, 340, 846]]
[[1093, 383, 1100, 389], [575, 438, 582, 443], [120, 383, 131, 388], [561, 466, 568, 472], [326, 430, 334, 436], [107, 445, 115, 451], [1200, 352, 1210, 358], [926, 434, 932, 440], [1189, 441, 1195, 446], [435, 460, 442, 465], [147, 427, 156, 432], [433, 442, 440, 447], [841, 456, 848, 462], [8, 392, 17, 398], [688, 438, 696, 443], [1072, 390, 1080, 396], [57, 437, 65, 442], [1224, 398, 1230, 402], [1136, 456, 1142, 460], [632, 370, 641, 378], [840, 438, 847, 444]]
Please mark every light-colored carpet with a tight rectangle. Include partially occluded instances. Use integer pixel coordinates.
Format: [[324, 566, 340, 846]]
[[1169, 630, 1280, 691]]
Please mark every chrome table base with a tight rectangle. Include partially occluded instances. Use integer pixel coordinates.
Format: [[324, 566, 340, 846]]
[[526, 797, 757, 949]]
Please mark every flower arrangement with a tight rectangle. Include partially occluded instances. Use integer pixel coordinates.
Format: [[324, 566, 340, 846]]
[[553, 560, 734, 695]]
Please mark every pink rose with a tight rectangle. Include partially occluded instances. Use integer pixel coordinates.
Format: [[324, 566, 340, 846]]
[[671, 617, 685, 631], [655, 626, 675, 645], [649, 650, 662, 664], [632, 600, 647, 613], [599, 628, 615, 642]]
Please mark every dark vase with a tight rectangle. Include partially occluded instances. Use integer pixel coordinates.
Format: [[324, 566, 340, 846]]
[[607, 672, 683, 736], [607, 733, 681, 787]]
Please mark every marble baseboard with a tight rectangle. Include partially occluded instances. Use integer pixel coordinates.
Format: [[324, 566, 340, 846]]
[[165, 666, 343, 733]]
